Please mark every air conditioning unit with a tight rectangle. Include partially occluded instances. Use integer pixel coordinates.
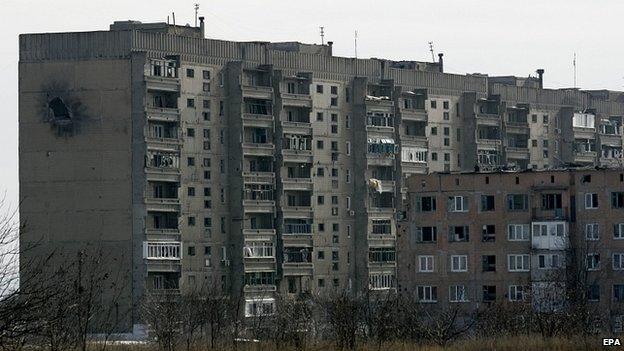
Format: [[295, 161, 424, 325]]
[[349, 210, 355, 216]]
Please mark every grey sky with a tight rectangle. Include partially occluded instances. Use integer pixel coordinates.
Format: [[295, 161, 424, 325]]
[[2, 0, 624, 208]]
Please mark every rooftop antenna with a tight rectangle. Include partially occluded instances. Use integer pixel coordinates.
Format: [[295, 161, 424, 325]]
[[320, 26, 325, 45], [428, 41, 435, 62], [573, 52, 577, 88], [354, 30, 358, 58], [194, 3, 200, 27]]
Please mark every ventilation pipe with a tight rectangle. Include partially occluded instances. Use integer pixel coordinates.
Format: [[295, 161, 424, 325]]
[[536, 69, 545, 89], [438, 53, 444, 73], [199, 16, 205, 38]]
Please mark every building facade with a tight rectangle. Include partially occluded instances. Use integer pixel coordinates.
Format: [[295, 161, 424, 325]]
[[398, 169, 624, 328], [18, 20, 624, 331]]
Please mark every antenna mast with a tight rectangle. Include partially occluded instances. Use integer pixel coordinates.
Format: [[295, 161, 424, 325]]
[[573, 52, 577, 88], [428, 41, 435, 62], [194, 3, 200, 27], [320, 26, 325, 45], [354, 30, 358, 58]]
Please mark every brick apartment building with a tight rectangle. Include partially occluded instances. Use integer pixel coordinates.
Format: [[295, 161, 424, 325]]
[[17, 19, 624, 331], [398, 169, 624, 328]]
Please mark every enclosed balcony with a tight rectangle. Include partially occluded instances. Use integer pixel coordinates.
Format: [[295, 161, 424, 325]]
[[531, 221, 569, 250], [506, 133, 530, 160], [368, 247, 396, 267], [144, 241, 182, 272], [146, 181, 180, 212], [400, 90, 427, 121], [147, 91, 180, 122], [281, 106, 312, 134], [506, 106, 529, 126], [366, 82, 394, 107], [282, 247, 314, 276], [282, 191, 313, 217], [243, 184, 275, 213], [147, 272, 180, 294], [282, 134, 313, 163], [477, 150, 501, 168], [573, 139, 597, 164], [242, 69, 273, 99], [282, 219, 313, 247], [401, 120, 427, 147], [243, 127, 275, 156], [282, 163, 313, 191], [477, 126, 502, 149], [243, 213, 276, 236], [243, 98, 274, 128], [281, 77, 312, 107], [366, 111, 394, 132], [145, 151, 180, 180], [475, 97, 501, 125], [145, 59, 180, 92], [369, 192, 395, 213], [244, 272, 277, 293], [367, 138, 397, 166]]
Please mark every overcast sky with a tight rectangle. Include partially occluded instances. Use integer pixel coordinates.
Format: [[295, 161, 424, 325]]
[[1, 0, 624, 209]]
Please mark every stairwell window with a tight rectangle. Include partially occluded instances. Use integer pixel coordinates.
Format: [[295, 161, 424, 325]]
[[448, 196, 468, 212]]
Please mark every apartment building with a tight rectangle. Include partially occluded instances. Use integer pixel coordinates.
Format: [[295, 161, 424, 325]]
[[18, 20, 624, 332], [398, 169, 624, 327]]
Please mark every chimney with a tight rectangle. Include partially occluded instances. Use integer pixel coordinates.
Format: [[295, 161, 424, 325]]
[[536, 69, 545, 89], [327, 41, 333, 55], [199, 16, 205, 38], [438, 53, 444, 73]]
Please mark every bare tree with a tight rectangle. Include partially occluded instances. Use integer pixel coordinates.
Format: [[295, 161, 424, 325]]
[[419, 304, 478, 347], [141, 291, 181, 351], [317, 289, 365, 350]]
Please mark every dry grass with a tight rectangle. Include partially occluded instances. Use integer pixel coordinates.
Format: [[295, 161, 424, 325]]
[[99, 335, 608, 351]]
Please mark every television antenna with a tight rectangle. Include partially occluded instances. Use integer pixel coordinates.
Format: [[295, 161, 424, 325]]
[[320, 26, 325, 45], [428, 41, 435, 62], [194, 3, 200, 27]]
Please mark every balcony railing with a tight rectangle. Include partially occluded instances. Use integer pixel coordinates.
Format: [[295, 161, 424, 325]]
[[284, 224, 312, 235]]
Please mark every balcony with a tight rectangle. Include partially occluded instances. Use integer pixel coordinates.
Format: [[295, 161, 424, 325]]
[[281, 206, 314, 219], [600, 133, 623, 148], [282, 249, 313, 276], [243, 113, 274, 128], [243, 143, 275, 157], [365, 97, 394, 108], [145, 75, 180, 92], [506, 146, 530, 160], [531, 221, 569, 250], [281, 93, 312, 108], [573, 127, 596, 139], [242, 85, 273, 100], [243, 199, 276, 213], [574, 151, 597, 164], [477, 139, 502, 150], [475, 112, 501, 126], [400, 108, 427, 122], [281, 121, 312, 135], [282, 149, 313, 163], [367, 153, 395, 166], [531, 207, 568, 221], [401, 134, 428, 148], [282, 177, 313, 191], [243, 171, 275, 185], [243, 228, 277, 236], [146, 107, 180, 123], [244, 284, 277, 293], [145, 197, 180, 212]]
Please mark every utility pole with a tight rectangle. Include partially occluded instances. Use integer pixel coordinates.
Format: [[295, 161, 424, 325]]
[[194, 3, 200, 27], [428, 41, 435, 62], [320, 26, 325, 45]]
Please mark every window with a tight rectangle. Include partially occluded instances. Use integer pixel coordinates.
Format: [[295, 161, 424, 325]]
[[346, 142, 351, 155], [443, 112, 450, 120], [431, 127, 437, 135], [448, 196, 468, 212], [587, 253, 600, 271], [186, 68, 195, 77], [531, 114, 538, 123], [538, 254, 562, 269], [187, 157, 195, 166], [509, 285, 527, 302], [615, 223, 624, 239], [585, 223, 600, 240], [245, 298, 275, 318], [317, 196, 324, 205], [417, 286, 437, 302], [482, 225, 496, 242], [615, 285, 624, 302], [203, 83, 210, 92], [430, 100, 437, 109], [187, 128, 195, 137], [449, 285, 467, 302], [588, 284, 600, 301], [508, 254, 530, 272], [204, 217, 212, 228], [331, 124, 338, 133], [449, 226, 469, 242], [346, 169, 351, 183], [585, 193, 598, 209], [541, 193, 562, 210], [187, 246, 196, 256], [507, 194, 529, 211], [316, 84, 323, 93], [244, 242, 274, 258], [482, 285, 496, 302], [451, 255, 468, 272], [187, 187, 195, 196], [613, 253, 624, 270], [345, 115, 351, 128], [202, 70, 211, 79], [415, 226, 437, 243], [482, 255, 496, 272], [316, 167, 324, 177], [316, 140, 324, 149], [188, 216, 196, 226], [612, 192, 624, 208], [416, 196, 436, 212], [481, 195, 495, 211], [508, 224, 530, 241], [419, 256, 434, 272], [431, 152, 438, 161], [331, 97, 338, 106], [187, 98, 195, 108], [318, 223, 325, 232], [219, 101, 224, 116]]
